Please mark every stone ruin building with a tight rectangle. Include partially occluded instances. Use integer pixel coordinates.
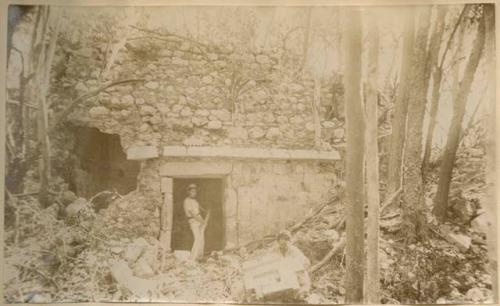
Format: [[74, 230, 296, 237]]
[[65, 30, 346, 253]]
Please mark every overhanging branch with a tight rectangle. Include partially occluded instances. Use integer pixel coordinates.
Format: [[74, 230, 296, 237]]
[[49, 78, 144, 133]]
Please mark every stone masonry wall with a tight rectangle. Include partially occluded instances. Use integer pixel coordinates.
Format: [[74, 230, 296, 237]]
[[66, 31, 344, 246], [130, 156, 338, 248], [227, 158, 338, 246], [70, 31, 345, 151]]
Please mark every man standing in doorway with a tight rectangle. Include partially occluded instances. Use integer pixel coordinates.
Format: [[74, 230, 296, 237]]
[[183, 184, 205, 261]]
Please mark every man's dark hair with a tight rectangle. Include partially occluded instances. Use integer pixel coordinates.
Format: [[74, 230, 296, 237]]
[[277, 230, 291, 241]]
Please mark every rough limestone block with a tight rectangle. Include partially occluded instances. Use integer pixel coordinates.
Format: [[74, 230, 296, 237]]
[[127, 146, 159, 160], [227, 126, 248, 139], [180, 106, 193, 117], [65, 198, 88, 218], [202, 75, 213, 84], [266, 127, 283, 140], [172, 57, 188, 65], [255, 54, 270, 65], [110, 260, 158, 298], [145, 81, 159, 89], [207, 120, 223, 129], [194, 109, 210, 117], [471, 212, 489, 233], [334, 128, 345, 139], [446, 232, 472, 252], [192, 116, 208, 126], [75, 82, 88, 92], [249, 127, 265, 139], [89, 106, 110, 117]]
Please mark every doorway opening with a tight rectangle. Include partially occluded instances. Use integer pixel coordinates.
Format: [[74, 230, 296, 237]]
[[171, 178, 225, 254]]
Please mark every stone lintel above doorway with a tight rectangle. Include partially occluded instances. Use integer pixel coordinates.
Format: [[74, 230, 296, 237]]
[[160, 161, 232, 177], [162, 146, 341, 161]]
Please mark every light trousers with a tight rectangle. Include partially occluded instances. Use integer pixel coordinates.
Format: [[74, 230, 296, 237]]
[[188, 219, 205, 261]]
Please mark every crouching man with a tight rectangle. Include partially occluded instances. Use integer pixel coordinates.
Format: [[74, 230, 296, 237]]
[[274, 230, 311, 300]]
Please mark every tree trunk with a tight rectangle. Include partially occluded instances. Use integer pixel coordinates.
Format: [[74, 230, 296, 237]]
[[312, 77, 322, 148], [386, 8, 415, 204], [483, 4, 497, 302], [421, 6, 447, 174], [401, 6, 431, 243], [298, 7, 312, 73], [101, 8, 137, 79], [433, 10, 486, 221], [423, 6, 468, 172], [342, 7, 365, 303], [364, 12, 380, 304], [23, 7, 43, 156], [35, 7, 61, 207]]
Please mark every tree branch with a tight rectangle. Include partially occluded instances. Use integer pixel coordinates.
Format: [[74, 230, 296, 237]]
[[380, 187, 403, 214], [49, 79, 144, 132], [438, 5, 470, 70], [129, 25, 212, 50], [7, 99, 38, 109], [311, 237, 346, 274], [14, 264, 61, 291]]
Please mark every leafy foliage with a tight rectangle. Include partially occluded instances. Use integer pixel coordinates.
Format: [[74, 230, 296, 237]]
[[383, 240, 489, 303]]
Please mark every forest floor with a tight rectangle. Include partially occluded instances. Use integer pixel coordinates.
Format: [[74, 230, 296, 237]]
[[3, 139, 495, 304]]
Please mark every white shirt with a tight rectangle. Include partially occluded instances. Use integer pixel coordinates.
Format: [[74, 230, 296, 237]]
[[183, 197, 200, 219]]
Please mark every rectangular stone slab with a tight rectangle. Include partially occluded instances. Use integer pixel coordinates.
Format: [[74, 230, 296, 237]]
[[127, 146, 159, 160], [162, 146, 340, 161], [159, 161, 232, 177]]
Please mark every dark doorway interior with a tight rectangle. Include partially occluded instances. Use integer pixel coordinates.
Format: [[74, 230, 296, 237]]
[[70, 127, 140, 198], [172, 178, 225, 254]]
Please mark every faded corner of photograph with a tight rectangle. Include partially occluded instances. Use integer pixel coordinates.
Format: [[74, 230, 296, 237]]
[[2, 2, 497, 305]]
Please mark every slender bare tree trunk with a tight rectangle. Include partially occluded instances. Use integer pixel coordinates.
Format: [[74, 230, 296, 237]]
[[401, 6, 431, 242], [35, 7, 61, 207], [423, 6, 468, 172], [312, 77, 322, 148], [386, 8, 415, 204], [22, 7, 43, 159], [298, 7, 312, 73], [433, 10, 486, 220], [364, 11, 380, 304], [33, 6, 51, 206], [101, 8, 138, 79], [342, 7, 365, 303], [421, 6, 447, 174], [483, 4, 497, 302]]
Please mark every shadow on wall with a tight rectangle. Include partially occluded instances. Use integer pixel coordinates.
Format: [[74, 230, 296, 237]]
[[69, 127, 140, 198]]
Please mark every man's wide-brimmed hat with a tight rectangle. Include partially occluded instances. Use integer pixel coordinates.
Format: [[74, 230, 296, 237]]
[[187, 183, 197, 190]]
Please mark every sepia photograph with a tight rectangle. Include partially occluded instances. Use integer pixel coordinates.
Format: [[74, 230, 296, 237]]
[[2, 1, 498, 304]]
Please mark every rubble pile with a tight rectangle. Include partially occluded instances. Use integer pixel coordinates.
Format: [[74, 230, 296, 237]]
[[98, 190, 161, 240], [105, 237, 243, 302]]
